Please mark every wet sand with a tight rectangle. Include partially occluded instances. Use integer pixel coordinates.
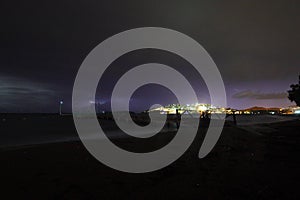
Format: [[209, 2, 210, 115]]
[[0, 115, 300, 199]]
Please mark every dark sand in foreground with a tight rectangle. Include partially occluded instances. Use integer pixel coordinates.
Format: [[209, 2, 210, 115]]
[[0, 116, 300, 199]]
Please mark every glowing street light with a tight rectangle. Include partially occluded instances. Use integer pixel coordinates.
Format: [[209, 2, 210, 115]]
[[59, 100, 63, 116]]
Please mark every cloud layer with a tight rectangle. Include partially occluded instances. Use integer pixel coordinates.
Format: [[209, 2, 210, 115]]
[[0, 75, 57, 112], [232, 90, 287, 100]]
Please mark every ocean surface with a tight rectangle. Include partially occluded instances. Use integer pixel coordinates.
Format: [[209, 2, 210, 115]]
[[0, 114, 298, 148]]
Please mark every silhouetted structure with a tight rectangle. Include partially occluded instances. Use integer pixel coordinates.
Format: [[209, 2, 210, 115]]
[[288, 75, 300, 106]]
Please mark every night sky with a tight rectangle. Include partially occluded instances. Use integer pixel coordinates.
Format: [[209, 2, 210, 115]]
[[1, 0, 299, 112]]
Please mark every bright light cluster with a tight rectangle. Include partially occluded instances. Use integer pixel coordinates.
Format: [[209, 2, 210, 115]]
[[149, 103, 229, 114]]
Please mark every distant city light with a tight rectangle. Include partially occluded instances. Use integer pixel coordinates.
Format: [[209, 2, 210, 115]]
[[197, 105, 207, 112], [148, 103, 300, 116]]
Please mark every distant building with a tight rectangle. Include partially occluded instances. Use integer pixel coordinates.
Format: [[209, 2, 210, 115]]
[[149, 103, 230, 115], [281, 106, 300, 115], [242, 106, 281, 115], [149, 104, 300, 115]]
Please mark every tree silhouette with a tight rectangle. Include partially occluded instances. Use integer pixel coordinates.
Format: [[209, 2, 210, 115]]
[[288, 75, 300, 106]]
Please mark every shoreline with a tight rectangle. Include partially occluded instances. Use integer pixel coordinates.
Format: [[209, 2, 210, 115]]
[[0, 118, 299, 199]]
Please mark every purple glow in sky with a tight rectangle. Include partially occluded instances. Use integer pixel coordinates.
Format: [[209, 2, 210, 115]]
[[0, 0, 299, 112]]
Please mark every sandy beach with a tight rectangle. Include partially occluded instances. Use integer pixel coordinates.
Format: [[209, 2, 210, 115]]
[[0, 115, 299, 199]]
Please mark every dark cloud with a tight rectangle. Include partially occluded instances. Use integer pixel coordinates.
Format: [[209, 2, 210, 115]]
[[0, 75, 58, 112], [232, 90, 288, 100], [0, 0, 299, 112]]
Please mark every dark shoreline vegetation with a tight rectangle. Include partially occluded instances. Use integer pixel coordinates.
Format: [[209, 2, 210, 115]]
[[0, 114, 299, 199]]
